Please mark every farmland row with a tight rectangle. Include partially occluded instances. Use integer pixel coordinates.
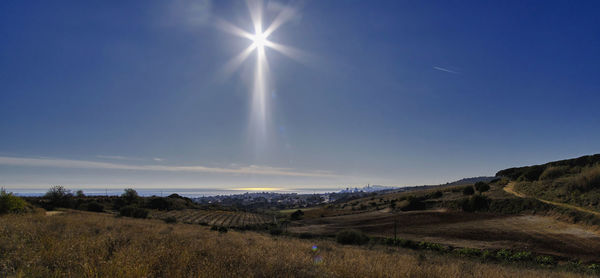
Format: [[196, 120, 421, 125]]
[[150, 209, 271, 227]]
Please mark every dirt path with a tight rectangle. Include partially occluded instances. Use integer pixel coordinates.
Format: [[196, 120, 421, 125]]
[[45, 211, 65, 216], [504, 182, 600, 216]]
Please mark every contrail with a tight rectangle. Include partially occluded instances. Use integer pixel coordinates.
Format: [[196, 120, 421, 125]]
[[433, 66, 460, 74]]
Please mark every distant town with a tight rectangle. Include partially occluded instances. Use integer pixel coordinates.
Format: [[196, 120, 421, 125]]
[[192, 177, 495, 210]]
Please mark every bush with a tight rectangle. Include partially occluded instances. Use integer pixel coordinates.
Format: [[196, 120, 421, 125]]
[[164, 216, 177, 224], [455, 248, 482, 257], [518, 166, 546, 181], [460, 195, 490, 212], [510, 251, 532, 262], [218, 226, 228, 233], [269, 227, 283, 235], [431, 191, 443, 198], [462, 186, 475, 195], [539, 166, 569, 180], [146, 197, 170, 210], [45, 185, 73, 208], [535, 255, 556, 266], [474, 182, 490, 192], [400, 197, 426, 211], [121, 188, 139, 204], [119, 206, 148, 218], [573, 165, 600, 192], [299, 232, 314, 239], [336, 229, 369, 245], [75, 190, 85, 197], [0, 188, 28, 214], [87, 202, 104, 212], [290, 209, 304, 220]]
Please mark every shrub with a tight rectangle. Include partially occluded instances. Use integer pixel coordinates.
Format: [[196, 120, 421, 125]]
[[539, 166, 569, 180], [336, 229, 369, 245], [588, 263, 600, 272], [218, 226, 228, 233], [164, 216, 177, 224], [495, 249, 512, 260], [400, 197, 426, 211], [269, 227, 283, 235], [299, 232, 314, 239], [290, 209, 304, 220], [460, 195, 490, 212], [87, 202, 104, 212], [474, 182, 490, 192], [431, 191, 443, 198], [121, 188, 139, 204], [573, 165, 600, 192], [45, 185, 73, 208], [146, 197, 170, 210], [417, 241, 445, 251], [0, 188, 28, 214], [455, 248, 482, 257], [75, 190, 85, 197], [510, 251, 532, 262], [518, 166, 546, 181], [119, 206, 148, 218], [535, 255, 556, 266], [463, 186, 475, 195]]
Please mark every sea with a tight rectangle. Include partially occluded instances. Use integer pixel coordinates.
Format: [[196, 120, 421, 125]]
[[7, 187, 343, 198]]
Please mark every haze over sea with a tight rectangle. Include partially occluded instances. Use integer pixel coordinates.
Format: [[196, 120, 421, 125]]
[[9, 187, 342, 198]]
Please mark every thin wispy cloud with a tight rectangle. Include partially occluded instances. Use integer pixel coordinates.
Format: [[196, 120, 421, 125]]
[[433, 66, 460, 74], [97, 155, 164, 162], [96, 155, 141, 161], [0, 156, 338, 178]]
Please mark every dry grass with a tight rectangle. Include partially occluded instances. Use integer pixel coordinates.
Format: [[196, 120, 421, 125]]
[[0, 210, 590, 277]]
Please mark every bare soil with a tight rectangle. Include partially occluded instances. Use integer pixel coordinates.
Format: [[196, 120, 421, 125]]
[[290, 209, 600, 261]]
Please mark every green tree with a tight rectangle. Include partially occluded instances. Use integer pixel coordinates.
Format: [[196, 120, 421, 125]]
[[75, 190, 85, 198], [45, 185, 73, 208], [0, 188, 28, 214], [121, 188, 139, 204]]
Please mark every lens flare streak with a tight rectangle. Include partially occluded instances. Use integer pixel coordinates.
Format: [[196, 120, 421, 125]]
[[217, 0, 303, 147]]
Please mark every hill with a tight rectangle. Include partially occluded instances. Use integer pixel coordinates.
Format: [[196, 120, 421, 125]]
[[496, 154, 600, 211]]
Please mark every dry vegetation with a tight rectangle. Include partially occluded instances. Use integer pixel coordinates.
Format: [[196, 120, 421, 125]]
[[0, 210, 591, 278]]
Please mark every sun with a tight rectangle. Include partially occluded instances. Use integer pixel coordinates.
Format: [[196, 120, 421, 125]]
[[251, 30, 267, 50], [216, 0, 307, 146]]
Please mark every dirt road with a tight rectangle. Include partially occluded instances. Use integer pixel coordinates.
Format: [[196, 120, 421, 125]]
[[503, 182, 600, 216]]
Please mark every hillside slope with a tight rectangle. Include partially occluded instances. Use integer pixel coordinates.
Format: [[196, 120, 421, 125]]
[[497, 154, 600, 212]]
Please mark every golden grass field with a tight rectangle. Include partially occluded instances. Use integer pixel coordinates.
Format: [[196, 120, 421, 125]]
[[0, 210, 592, 277]]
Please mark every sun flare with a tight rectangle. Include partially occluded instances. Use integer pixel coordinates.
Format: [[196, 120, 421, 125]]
[[217, 0, 305, 148], [251, 30, 267, 50]]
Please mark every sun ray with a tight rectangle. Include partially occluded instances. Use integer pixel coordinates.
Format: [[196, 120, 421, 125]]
[[246, 0, 263, 35], [263, 4, 297, 38], [215, 18, 254, 40], [217, 43, 257, 80], [219, 0, 306, 151]]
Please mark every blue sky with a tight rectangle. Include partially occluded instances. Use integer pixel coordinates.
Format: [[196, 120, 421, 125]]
[[1, 0, 599, 190]]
